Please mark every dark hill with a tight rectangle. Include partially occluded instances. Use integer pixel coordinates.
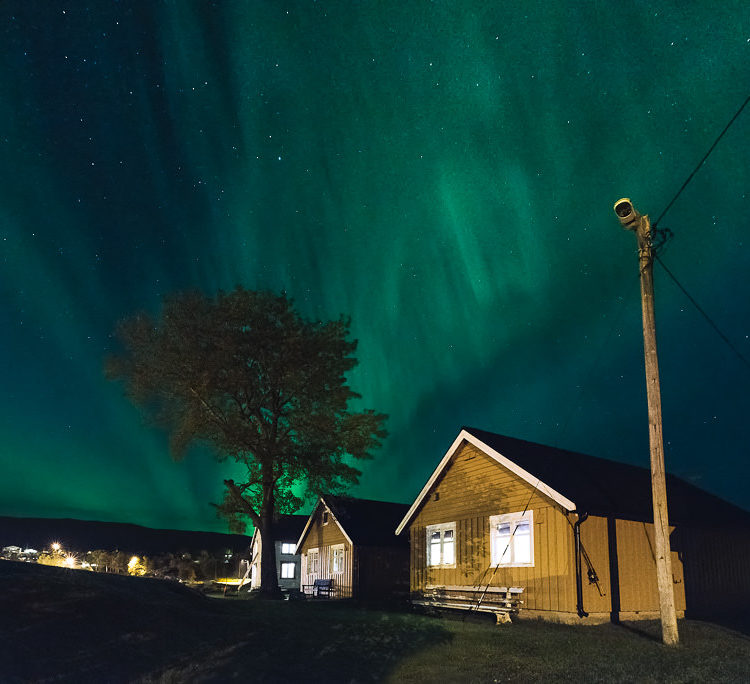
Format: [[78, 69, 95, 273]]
[[0, 559, 236, 682], [0, 515, 250, 555], [0, 558, 452, 683]]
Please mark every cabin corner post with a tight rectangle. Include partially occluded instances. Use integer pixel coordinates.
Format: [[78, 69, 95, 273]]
[[574, 512, 589, 618]]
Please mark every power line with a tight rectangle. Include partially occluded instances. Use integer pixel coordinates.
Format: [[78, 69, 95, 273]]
[[564, 95, 750, 435], [655, 254, 750, 371], [648, 93, 750, 371], [563, 95, 748, 445], [653, 93, 750, 229]]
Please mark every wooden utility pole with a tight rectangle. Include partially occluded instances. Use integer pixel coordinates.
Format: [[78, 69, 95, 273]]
[[613, 198, 679, 646]]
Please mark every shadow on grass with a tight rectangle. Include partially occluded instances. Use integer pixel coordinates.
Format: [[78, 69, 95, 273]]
[[692, 614, 750, 639], [611, 618, 663, 643], [5, 563, 750, 683], [613, 612, 750, 642], [148, 599, 453, 683], [1, 563, 452, 683]]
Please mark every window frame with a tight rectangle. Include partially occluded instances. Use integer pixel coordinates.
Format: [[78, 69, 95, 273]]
[[330, 544, 345, 574], [280, 542, 295, 555], [489, 510, 534, 568], [280, 562, 296, 579], [307, 548, 320, 574], [426, 522, 456, 568]]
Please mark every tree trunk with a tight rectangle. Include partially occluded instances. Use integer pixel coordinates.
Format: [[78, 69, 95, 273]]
[[258, 481, 282, 599]]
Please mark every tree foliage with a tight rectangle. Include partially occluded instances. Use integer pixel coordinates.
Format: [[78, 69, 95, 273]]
[[105, 287, 387, 594]]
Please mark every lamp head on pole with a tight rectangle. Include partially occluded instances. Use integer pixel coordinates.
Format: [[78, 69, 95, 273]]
[[613, 197, 642, 230]]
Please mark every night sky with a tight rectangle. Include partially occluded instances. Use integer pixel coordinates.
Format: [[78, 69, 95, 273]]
[[2, 2, 749, 533]]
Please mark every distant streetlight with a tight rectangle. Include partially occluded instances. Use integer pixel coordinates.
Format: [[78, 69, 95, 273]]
[[51, 542, 61, 552]]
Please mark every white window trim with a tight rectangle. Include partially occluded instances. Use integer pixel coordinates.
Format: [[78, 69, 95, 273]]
[[280, 562, 296, 579], [426, 522, 456, 568], [280, 542, 295, 555], [490, 510, 534, 567], [330, 543, 345, 574], [308, 547, 320, 574]]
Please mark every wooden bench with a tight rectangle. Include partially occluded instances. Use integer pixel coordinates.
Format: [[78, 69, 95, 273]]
[[302, 578, 334, 598], [414, 585, 524, 624]]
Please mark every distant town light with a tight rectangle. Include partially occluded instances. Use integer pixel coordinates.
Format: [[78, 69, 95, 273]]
[[51, 542, 61, 552], [63, 555, 76, 568]]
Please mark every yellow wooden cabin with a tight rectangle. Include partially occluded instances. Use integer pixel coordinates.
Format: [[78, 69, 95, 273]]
[[396, 427, 750, 623], [296, 495, 410, 601]]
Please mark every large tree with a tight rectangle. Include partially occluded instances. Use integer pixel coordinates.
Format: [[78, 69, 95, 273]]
[[105, 287, 387, 597]]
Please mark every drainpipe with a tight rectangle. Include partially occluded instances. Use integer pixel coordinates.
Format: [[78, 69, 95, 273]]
[[574, 512, 589, 618]]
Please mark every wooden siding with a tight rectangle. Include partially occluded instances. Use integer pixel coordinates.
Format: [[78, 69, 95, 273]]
[[574, 515, 687, 618], [576, 515, 611, 616], [611, 519, 685, 614], [357, 546, 410, 600], [674, 525, 750, 616], [249, 536, 301, 591], [408, 436, 748, 621], [410, 441, 577, 614], [298, 505, 353, 598]]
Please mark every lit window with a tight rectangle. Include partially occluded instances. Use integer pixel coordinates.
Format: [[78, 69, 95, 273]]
[[308, 549, 319, 573], [426, 522, 456, 567], [490, 511, 534, 567], [330, 545, 344, 573], [322, 510, 329, 525], [281, 562, 295, 579], [281, 543, 295, 555]]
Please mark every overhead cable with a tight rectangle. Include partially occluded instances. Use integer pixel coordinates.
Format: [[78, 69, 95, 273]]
[[655, 254, 750, 371], [653, 93, 750, 229]]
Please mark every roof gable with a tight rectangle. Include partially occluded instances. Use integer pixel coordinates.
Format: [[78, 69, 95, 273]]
[[396, 427, 750, 534], [295, 497, 354, 551], [395, 429, 576, 534], [297, 495, 410, 551]]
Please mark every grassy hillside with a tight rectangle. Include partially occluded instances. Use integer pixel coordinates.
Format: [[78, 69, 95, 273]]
[[2, 561, 749, 683]]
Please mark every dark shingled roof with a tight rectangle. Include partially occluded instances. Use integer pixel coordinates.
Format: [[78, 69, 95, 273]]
[[463, 427, 750, 527], [269, 515, 308, 541], [323, 495, 410, 546], [250, 515, 308, 552]]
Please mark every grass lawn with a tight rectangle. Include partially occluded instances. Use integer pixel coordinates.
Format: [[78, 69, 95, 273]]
[[2, 561, 749, 683], [389, 616, 750, 683]]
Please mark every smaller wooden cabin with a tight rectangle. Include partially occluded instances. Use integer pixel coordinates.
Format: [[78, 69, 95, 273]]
[[249, 515, 308, 592], [397, 427, 750, 623], [296, 495, 410, 600]]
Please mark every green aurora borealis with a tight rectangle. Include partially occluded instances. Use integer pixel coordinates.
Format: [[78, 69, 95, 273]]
[[1, 2, 749, 532]]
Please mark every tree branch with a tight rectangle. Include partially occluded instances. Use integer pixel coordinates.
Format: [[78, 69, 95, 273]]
[[189, 386, 228, 428], [224, 479, 261, 528]]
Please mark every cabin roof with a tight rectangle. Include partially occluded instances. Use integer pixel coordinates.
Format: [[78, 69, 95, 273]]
[[250, 514, 308, 546], [396, 427, 750, 534], [297, 495, 410, 551], [325, 495, 411, 546]]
